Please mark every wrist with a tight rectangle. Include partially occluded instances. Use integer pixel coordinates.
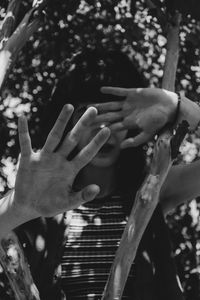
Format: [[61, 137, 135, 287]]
[[0, 190, 28, 238], [162, 90, 179, 124], [12, 191, 39, 224], [0, 190, 39, 237], [175, 94, 200, 131], [168, 92, 181, 126]]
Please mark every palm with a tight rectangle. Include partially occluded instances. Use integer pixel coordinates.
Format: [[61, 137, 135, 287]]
[[94, 87, 177, 147], [14, 105, 110, 219], [123, 90, 168, 132], [16, 153, 73, 217]]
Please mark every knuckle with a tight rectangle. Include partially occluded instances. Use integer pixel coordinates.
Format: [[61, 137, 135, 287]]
[[68, 132, 78, 144], [84, 149, 92, 160], [52, 130, 61, 140], [57, 115, 66, 123]]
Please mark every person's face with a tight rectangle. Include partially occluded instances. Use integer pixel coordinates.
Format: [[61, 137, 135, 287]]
[[72, 104, 128, 168]]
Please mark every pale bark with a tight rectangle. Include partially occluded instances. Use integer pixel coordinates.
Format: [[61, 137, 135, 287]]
[[0, 232, 40, 300], [162, 12, 182, 91], [0, 0, 21, 49], [102, 131, 173, 300], [0, 0, 47, 92]]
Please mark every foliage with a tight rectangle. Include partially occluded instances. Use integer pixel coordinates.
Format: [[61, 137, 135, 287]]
[[0, 0, 199, 299]]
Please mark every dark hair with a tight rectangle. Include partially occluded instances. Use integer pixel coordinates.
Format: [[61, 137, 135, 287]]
[[42, 48, 148, 197]]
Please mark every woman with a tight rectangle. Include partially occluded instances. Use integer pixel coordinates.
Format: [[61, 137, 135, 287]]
[[35, 48, 183, 300]]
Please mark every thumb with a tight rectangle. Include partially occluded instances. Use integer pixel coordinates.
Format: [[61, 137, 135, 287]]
[[71, 185, 100, 209], [121, 132, 151, 148], [81, 184, 100, 202]]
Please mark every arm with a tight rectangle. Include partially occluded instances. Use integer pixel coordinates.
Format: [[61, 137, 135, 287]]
[[160, 160, 200, 215], [0, 105, 110, 238], [94, 87, 200, 147], [94, 87, 200, 213], [159, 94, 200, 214], [0, 190, 30, 239]]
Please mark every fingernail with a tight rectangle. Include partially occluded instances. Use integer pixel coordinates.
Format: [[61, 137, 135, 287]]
[[65, 104, 74, 111]]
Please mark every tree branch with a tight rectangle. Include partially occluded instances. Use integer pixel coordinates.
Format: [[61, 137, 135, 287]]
[[0, 232, 40, 300], [0, 0, 22, 50], [0, 0, 47, 92], [101, 131, 173, 300], [162, 11, 182, 91]]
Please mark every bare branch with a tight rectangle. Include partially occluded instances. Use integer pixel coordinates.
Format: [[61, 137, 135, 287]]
[[101, 130, 173, 300], [4, 7, 43, 53], [0, 0, 47, 92], [0, 232, 40, 300], [0, 0, 22, 49], [162, 12, 182, 91], [32, 0, 48, 11]]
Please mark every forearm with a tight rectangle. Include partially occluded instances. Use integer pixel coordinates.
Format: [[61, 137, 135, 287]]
[[0, 190, 31, 239], [160, 160, 200, 215]]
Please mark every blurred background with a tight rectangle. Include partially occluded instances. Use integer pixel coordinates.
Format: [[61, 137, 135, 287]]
[[0, 0, 199, 299]]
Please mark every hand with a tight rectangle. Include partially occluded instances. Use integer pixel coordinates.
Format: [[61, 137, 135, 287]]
[[14, 105, 110, 219], [93, 87, 178, 148]]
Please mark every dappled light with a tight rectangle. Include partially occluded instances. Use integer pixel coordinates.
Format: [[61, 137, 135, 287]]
[[0, 0, 199, 299]]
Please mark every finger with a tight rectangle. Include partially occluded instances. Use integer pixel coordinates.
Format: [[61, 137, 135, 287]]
[[68, 185, 100, 210], [93, 112, 123, 124], [43, 104, 74, 153], [121, 132, 151, 148], [91, 101, 123, 112], [18, 116, 32, 156], [59, 106, 98, 157], [120, 138, 135, 149], [81, 184, 100, 201], [74, 127, 110, 170], [109, 120, 138, 132], [76, 184, 101, 206], [101, 86, 128, 97], [109, 122, 126, 131]]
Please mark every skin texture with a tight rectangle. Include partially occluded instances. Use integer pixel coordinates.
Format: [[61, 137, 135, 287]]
[[0, 104, 111, 238], [73, 105, 128, 168], [1, 86, 200, 235], [92, 86, 200, 215], [95, 87, 178, 148]]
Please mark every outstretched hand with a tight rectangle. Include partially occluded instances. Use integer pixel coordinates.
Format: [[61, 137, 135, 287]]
[[14, 105, 110, 219], [93, 87, 177, 148]]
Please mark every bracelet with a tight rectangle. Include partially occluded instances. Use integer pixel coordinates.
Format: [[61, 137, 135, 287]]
[[173, 93, 200, 135]]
